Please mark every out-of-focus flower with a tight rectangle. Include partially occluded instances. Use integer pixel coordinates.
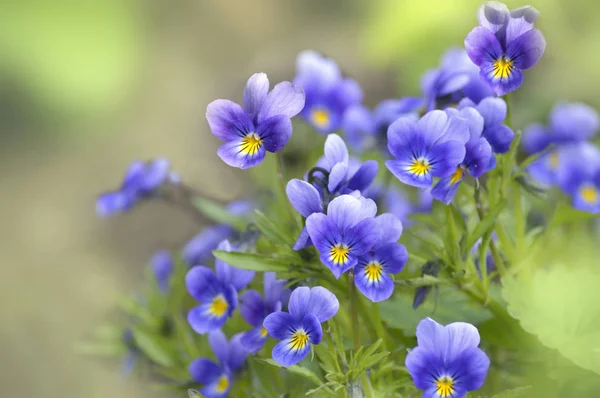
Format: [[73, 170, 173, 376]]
[[306, 194, 380, 278], [121, 328, 140, 376], [189, 330, 249, 398], [263, 286, 339, 367], [465, 2, 546, 96], [354, 214, 408, 302], [293, 51, 362, 134], [240, 272, 291, 353], [150, 250, 174, 293], [206, 73, 305, 169], [96, 158, 170, 217], [342, 98, 423, 153], [422, 48, 495, 112], [556, 142, 600, 213], [386, 110, 471, 189], [405, 318, 490, 398]]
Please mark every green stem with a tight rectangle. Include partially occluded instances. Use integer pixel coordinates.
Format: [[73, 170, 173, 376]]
[[349, 273, 360, 350], [371, 303, 388, 352], [275, 153, 301, 229], [505, 93, 512, 128], [514, 181, 525, 258], [474, 185, 506, 278], [361, 373, 374, 398]]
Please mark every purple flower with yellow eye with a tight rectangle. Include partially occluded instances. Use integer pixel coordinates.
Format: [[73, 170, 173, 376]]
[[150, 250, 174, 293], [189, 330, 249, 398], [406, 318, 490, 398], [185, 240, 254, 334], [556, 142, 600, 213], [422, 48, 495, 111], [458, 97, 514, 154], [523, 102, 599, 186], [240, 272, 291, 353], [294, 51, 362, 134], [386, 110, 471, 189], [306, 194, 381, 278], [432, 107, 493, 205], [263, 286, 339, 367], [342, 97, 423, 153], [354, 214, 408, 302], [206, 73, 305, 169], [96, 158, 170, 217], [465, 2, 546, 96]]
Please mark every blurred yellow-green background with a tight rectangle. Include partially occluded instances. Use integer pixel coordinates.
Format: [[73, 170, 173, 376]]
[[1, 1, 598, 397]]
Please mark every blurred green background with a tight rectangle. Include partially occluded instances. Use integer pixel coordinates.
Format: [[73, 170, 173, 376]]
[[1, 0, 598, 397]]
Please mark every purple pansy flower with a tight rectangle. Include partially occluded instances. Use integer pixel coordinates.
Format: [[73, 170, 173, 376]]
[[406, 318, 490, 398], [422, 48, 495, 112], [465, 2, 546, 96], [305, 194, 381, 278], [458, 97, 514, 154], [121, 328, 140, 376], [342, 97, 423, 153], [150, 250, 174, 293], [386, 110, 471, 189], [184, 201, 255, 266], [286, 134, 378, 250], [556, 142, 600, 213], [206, 73, 305, 169], [432, 107, 492, 204], [96, 158, 170, 217], [523, 102, 599, 186], [240, 272, 291, 353], [263, 286, 339, 367], [185, 241, 254, 334], [189, 330, 250, 398], [354, 213, 408, 302], [293, 51, 362, 134]]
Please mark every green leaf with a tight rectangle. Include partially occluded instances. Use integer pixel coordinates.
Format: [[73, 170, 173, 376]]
[[255, 358, 323, 386], [360, 351, 390, 370], [466, 199, 508, 250], [193, 197, 249, 230], [548, 202, 600, 229], [131, 326, 174, 367], [394, 275, 449, 287], [379, 287, 492, 334], [490, 386, 533, 398], [253, 210, 294, 246], [212, 250, 290, 272], [188, 389, 207, 398]]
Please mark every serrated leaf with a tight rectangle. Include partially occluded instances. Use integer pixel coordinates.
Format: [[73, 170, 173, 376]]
[[253, 210, 294, 246], [380, 287, 492, 333], [193, 197, 249, 230], [360, 351, 390, 371], [131, 326, 174, 367], [491, 386, 533, 398], [212, 250, 290, 272], [255, 358, 323, 386], [466, 199, 508, 250]]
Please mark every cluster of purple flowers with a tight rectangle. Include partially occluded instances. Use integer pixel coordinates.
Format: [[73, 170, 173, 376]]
[[523, 102, 600, 212]]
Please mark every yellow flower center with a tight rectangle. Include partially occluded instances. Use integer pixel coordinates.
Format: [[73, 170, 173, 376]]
[[290, 329, 309, 351], [209, 295, 229, 317], [311, 107, 330, 129], [215, 374, 230, 393], [240, 132, 262, 156], [408, 158, 430, 176], [330, 243, 350, 265], [450, 166, 464, 185], [580, 184, 598, 204], [261, 326, 269, 337], [493, 56, 514, 79], [549, 150, 560, 170], [435, 376, 454, 397], [364, 261, 383, 283]]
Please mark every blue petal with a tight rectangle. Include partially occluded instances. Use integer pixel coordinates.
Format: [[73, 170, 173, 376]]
[[241, 326, 269, 353], [319, 251, 357, 279], [354, 261, 395, 302], [483, 123, 514, 154], [293, 226, 312, 250], [506, 6, 540, 44], [306, 213, 342, 256], [151, 250, 173, 293], [240, 289, 266, 327], [189, 358, 222, 385], [305, 286, 340, 323], [385, 159, 433, 189], [209, 329, 230, 367], [217, 138, 266, 169], [373, 97, 423, 131], [271, 337, 310, 367], [550, 102, 600, 141], [347, 160, 378, 192], [522, 123, 551, 154], [415, 317, 447, 352], [96, 191, 134, 217], [330, 78, 363, 112], [186, 266, 220, 302], [224, 332, 250, 372], [417, 110, 451, 147], [479, 62, 524, 97], [287, 287, 310, 321], [323, 134, 349, 168], [432, 176, 462, 205], [328, 162, 349, 193], [303, 313, 323, 345], [428, 141, 467, 178], [324, 195, 364, 231], [342, 105, 376, 152], [243, 73, 269, 120], [187, 305, 228, 334], [506, 29, 546, 70], [264, 272, 289, 311], [475, 97, 507, 127], [374, 213, 403, 246], [405, 346, 445, 391], [206, 99, 253, 141], [387, 117, 421, 158], [286, 179, 323, 218], [183, 225, 232, 266], [140, 158, 170, 192], [294, 50, 341, 97], [215, 240, 255, 291], [264, 311, 297, 340], [346, 217, 382, 256], [257, 81, 305, 124], [464, 137, 493, 178], [477, 1, 509, 35], [445, 347, 490, 392], [464, 27, 503, 67], [375, 242, 408, 274], [257, 115, 293, 153]]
